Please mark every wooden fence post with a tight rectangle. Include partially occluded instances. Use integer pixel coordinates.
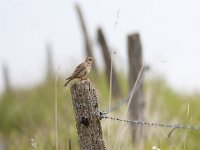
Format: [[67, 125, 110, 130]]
[[75, 4, 98, 73], [97, 28, 121, 98], [70, 80, 106, 150], [2, 64, 11, 93], [46, 42, 54, 79], [127, 33, 145, 146]]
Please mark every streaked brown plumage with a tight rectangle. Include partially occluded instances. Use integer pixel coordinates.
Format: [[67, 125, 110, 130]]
[[64, 57, 94, 87]]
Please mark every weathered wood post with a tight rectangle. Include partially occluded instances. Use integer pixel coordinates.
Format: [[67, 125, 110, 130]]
[[127, 33, 145, 146], [2, 63, 11, 93], [70, 80, 106, 150], [97, 28, 121, 98], [46, 42, 54, 79]]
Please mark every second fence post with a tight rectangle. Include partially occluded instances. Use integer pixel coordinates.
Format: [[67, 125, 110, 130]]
[[97, 28, 121, 98], [128, 33, 145, 148]]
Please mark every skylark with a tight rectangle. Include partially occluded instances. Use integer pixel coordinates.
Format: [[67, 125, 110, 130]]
[[64, 57, 94, 87]]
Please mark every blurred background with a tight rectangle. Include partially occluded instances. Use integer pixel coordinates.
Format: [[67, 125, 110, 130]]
[[1, 0, 200, 93], [1, 0, 200, 149]]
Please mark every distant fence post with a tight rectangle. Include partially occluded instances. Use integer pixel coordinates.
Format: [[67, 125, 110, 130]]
[[127, 33, 145, 146], [70, 80, 106, 150], [2, 64, 11, 93], [97, 28, 121, 98], [75, 4, 98, 73], [46, 43, 54, 79]]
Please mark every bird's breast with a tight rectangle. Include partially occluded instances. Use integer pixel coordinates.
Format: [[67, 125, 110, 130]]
[[86, 65, 91, 72]]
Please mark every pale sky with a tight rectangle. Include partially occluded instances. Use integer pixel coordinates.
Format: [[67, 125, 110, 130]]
[[0, 0, 200, 93]]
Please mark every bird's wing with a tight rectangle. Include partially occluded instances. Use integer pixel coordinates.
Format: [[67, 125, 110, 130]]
[[66, 62, 86, 80]]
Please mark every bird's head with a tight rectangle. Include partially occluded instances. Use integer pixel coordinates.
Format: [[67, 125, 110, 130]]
[[85, 56, 94, 64]]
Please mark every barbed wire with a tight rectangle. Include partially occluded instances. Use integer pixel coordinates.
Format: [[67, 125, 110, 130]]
[[100, 65, 200, 132], [101, 114, 200, 131]]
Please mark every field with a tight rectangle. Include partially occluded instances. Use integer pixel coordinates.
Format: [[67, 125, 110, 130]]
[[1, 73, 200, 150]]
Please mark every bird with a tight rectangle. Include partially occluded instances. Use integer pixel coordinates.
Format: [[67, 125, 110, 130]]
[[64, 57, 94, 87]]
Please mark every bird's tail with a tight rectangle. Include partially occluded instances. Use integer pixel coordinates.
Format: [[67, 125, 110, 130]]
[[64, 79, 71, 87]]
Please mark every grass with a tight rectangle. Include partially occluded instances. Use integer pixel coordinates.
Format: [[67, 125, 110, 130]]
[[1, 74, 200, 149]]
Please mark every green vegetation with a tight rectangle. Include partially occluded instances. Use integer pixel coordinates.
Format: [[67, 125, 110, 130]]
[[0, 75, 200, 149]]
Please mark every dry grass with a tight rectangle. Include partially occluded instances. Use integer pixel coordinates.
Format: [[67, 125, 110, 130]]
[[1, 75, 200, 149]]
